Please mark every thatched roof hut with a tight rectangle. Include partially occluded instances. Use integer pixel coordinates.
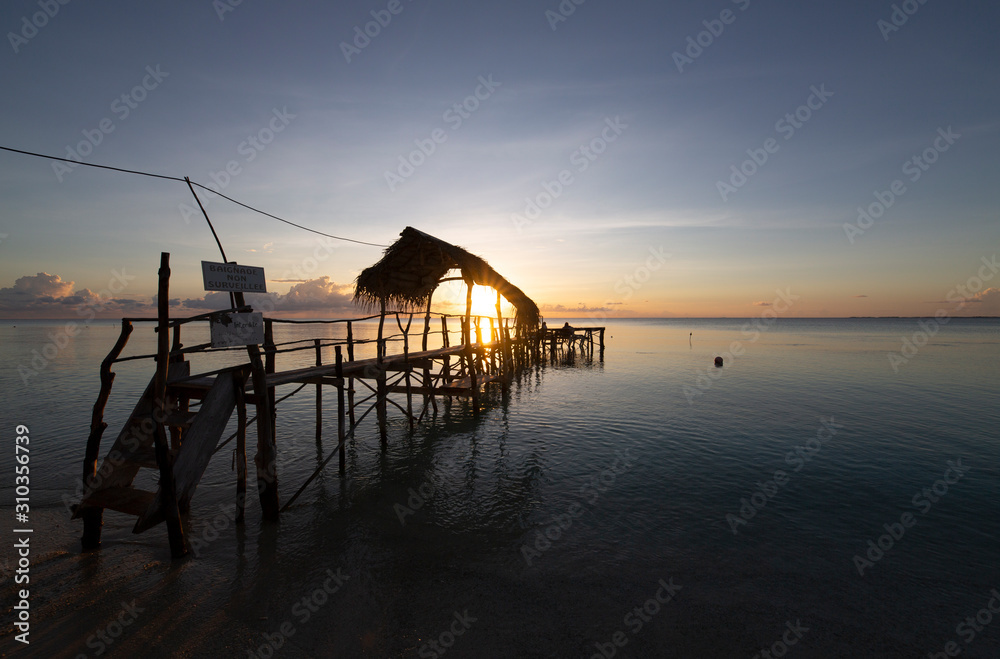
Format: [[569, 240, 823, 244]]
[[354, 227, 541, 327]]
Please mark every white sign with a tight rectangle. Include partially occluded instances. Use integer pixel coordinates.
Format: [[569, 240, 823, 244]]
[[202, 261, 267, 293], [210, 312, 265, 348]]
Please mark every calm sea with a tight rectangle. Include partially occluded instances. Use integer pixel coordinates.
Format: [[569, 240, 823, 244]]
[[1, 317, 998, 658]]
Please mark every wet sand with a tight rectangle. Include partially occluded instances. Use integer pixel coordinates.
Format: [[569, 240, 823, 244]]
[[0, 499, 951, 659]]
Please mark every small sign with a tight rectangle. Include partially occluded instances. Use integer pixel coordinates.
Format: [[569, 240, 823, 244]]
[[210, 312, 265, 348], [202, 261, 267, 293]]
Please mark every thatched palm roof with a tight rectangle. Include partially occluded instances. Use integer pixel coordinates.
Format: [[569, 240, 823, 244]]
[[354, 226, 541, 327]]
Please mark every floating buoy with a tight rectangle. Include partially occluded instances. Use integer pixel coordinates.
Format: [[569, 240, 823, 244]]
[[714, 356, 723, 367]]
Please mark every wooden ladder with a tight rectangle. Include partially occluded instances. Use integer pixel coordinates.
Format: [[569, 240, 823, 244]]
[[73, 362, 247, 534]]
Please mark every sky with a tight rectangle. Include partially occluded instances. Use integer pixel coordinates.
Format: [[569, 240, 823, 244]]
[[0, 0, 998, 319]]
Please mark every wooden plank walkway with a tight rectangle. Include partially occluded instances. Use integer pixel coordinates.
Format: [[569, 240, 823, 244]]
[[260, 343, 493, 389]]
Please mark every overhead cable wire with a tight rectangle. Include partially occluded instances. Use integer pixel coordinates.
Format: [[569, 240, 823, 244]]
[[0, 144, 388, 248], [0, 144, 184, 182], [186, 180, 387, 247]]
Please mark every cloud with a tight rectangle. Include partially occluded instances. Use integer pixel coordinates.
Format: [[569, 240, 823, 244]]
[[4, 272, 75, 299], [926, 288, 1000, 315], [246, 242, 274, 254], [0, 273, 152, 318], [853, 295, 869, 298], [0, 272, 360, 319], [753, 301, 772, 307], [540, 303, 610, 313], [278, 277, 354, 310], [961, 287, 1000, 314], [177, 277, 356, 316], [177, 291, 267, 310]]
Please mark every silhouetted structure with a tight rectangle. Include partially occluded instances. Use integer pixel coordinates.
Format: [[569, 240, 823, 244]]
[[73, 230, 604, 558]]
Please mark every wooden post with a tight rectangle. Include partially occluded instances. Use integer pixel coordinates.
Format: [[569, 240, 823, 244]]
[[462, 282, 473, 379], [524, 320, 530, 363], [346, 321, 356, 427], [232, 292, 278, 521], [441, 316, 451, 400], [167, 320, 187, 451], [488, 318, 496, 374], [458, 318, 468, 377], [377, 301, 386, 360], [476, 318, 487, 374], [496, 291, 512, 391], [153, 253, 187, 559], [264, 317, 275, 370], [250, 357, 278, 518], [520, 319, 528, 363], [405, 341, 414, 431], [464, 283, 472, 347], [464, 279, 478, 411], [422, 295, 433, 351], [264, 319, 277, 453], [502, 323, 514, 388], [397, 313, 414, 430], [508, 319, 516, 367], [421, 294, 434, 414], [314, 339, 322, 444], [170, 322, 183, 362], [377, 300, 387, 444], [233, 369, 247, 524], [335, 346, 346, 474], [81, 319, 133, 551]]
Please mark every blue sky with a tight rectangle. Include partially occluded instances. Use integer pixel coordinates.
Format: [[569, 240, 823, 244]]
[[1, 0, 998, 318]]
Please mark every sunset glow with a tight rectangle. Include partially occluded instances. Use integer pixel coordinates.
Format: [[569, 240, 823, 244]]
[[0, 3, 997, 320], [469, 285, 500, 319]]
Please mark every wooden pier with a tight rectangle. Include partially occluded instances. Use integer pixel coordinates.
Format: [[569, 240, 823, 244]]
[[73, 228, 603, 558]]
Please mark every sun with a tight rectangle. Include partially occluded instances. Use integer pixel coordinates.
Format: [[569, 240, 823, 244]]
[[436, 282, 514, 321], [470, 284, 500, 318]]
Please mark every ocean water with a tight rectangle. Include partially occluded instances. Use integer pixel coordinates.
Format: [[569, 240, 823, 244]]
[[0, 317, 998, 658]]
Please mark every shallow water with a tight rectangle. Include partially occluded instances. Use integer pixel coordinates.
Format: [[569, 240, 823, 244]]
[[1, 318, 998, 657]]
